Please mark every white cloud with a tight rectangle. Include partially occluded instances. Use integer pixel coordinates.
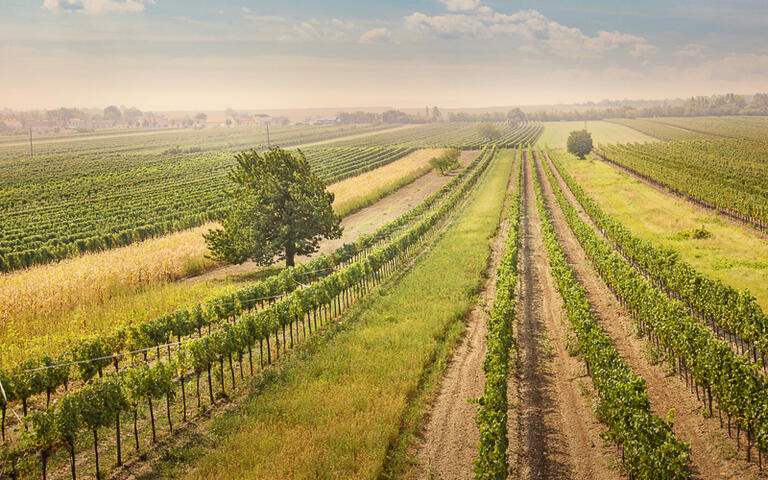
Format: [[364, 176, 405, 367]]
[[676, 43, 705, 58], [278, 18, 353, 43], [404, 8, 655, 60], [240, 7, 285, 22], [42, 0, 154, 14], [704, 53, 768, 81], [437, 0, 480, 12], [360, 27, 393, 44]]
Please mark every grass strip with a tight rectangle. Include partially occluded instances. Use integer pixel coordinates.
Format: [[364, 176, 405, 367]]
[[180, 149, 515, 480]]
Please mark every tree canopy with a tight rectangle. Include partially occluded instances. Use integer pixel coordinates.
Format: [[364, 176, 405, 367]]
[[103, 105, 122, 121], [478, 122, 502, 140], [429, 149, 460, 175], [204, 147, 342, 267], [567, 130, 594, 158]]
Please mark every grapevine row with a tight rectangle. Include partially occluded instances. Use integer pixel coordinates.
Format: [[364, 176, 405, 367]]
[[2, 145, 498, 480], [538, 149, 768, 468], [0, 147, 495, 436], [473, 149, 522, 479], [545, 150, 768, 368], [0, 145, 417, 272], [531, 150, 692, 479], [597, 138, 768, 232]]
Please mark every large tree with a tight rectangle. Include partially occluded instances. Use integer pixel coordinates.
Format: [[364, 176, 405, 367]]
[[205, 147, 342, 267], [567, 130, 593, 158], [478, 122, 502, 140]]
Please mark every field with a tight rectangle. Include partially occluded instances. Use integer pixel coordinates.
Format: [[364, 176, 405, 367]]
[[535, 120, 655, 148], [0, 147, 453, 366], [555, 152, 768, 310], [613, 116, 768, 140], [4, 118, 768, 480]]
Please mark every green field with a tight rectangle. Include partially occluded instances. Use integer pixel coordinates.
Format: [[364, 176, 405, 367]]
[[535, 120, 656, 148], [177, 150, 515, 479], [557, 150, 768, 310]]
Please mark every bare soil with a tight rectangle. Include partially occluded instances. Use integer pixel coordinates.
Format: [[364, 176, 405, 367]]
[[185, 151, 479, 284], [533, 150, 764, 479], [510, 152, 616, 480], [405, 154, 516, 480]]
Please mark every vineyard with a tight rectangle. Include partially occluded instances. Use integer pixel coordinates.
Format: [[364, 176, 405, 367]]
[[3, 117, 768, 480], [0, 122, 541, 272], [612, 116, 768, 141], [596, 138, 768, 232], [0, 146, 498, 479]]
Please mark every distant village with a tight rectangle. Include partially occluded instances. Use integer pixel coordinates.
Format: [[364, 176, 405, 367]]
[[0, 106, 340, 135]]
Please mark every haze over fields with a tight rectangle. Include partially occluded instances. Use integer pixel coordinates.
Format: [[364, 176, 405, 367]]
[[2, 0, 768, 109], [6, 2, 768, 480]]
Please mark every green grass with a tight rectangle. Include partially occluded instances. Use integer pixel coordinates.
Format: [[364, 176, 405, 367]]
[[536, 120, 657, 149], [557, 150, 768, 310], [174, 150, 515, 480]]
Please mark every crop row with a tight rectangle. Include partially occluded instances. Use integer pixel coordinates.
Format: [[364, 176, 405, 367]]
[[597, 138, 768, 232], [0, 147, 495, 444], [328, 121, 543, 150], [642, 116, 768, 141], [532, 150, 692, 479], [546, 150, 768, 368], [0, 145, 417, 272], [0, 123, 389, 159], [473, 150, 522, 479], [0, 146, 498, 479], [538, 149, 768, 470]]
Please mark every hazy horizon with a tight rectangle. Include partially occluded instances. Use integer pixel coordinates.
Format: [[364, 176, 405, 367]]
[[2, 0, 767, 110]]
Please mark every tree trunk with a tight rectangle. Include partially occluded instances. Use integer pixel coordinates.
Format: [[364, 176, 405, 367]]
[[134, 411, 140, 453], [285, 240, 295, 267], [148, 397, 156, 443]]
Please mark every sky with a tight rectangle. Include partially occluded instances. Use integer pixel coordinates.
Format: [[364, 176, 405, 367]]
[[1, 0, 767, 110]]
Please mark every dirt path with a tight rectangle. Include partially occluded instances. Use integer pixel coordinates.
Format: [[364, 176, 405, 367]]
[[185, 151, 479, 284], [510, 152, 615, 480], [532, 151, 763, 480], [405, 153, 516, 480], [541, 150, 763, 365]]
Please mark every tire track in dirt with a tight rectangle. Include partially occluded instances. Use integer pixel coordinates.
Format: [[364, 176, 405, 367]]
[[533, 150, 763, 480], [510, 152, 615, 480], [406, 153, 517, 480]]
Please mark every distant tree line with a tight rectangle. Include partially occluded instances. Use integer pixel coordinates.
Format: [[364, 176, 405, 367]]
[[333, 93, 768, 125], [3, 92, 768, 132], [526, 93, 768, 121], [337, 109, 444, 124], [336, 106, 527, 124]]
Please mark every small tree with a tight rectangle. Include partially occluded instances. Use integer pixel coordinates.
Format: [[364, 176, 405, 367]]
[[429, 149, 460, 175], [205, 147, 342, 267], [478, 122, 502, 141], [567, 130, 593, 158], [194, 112, 207, 122]]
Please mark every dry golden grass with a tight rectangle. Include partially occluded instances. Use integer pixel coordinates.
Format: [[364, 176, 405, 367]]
[[330, 148, 447, 216], [0, 149, 445, 365], [0, 224, 218, 363]]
